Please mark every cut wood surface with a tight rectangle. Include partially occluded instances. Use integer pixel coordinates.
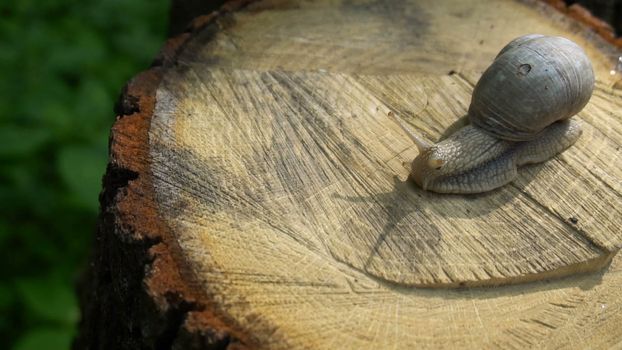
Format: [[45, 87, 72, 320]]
[[78, 0, 622, 349]]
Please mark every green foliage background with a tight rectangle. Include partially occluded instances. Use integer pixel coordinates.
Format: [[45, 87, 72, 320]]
[[0, 1, 169, 349]]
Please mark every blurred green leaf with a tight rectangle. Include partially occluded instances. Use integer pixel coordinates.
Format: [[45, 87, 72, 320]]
[[0, 283, 14, 310], [0, 0, 169, 347], [57, 146, 107, 211], [0, 283, 13, 336], [0, 126, 51, 157], [47, 23, 106, 74], [16, 278, 78, 325], [73, 79, 113, 137], [0, 220, 8, 246], [39, 100, 74, 139], [12, 327, 73, 350]]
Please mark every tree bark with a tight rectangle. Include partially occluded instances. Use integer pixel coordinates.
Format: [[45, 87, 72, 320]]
[[76, 0, 622, 349]]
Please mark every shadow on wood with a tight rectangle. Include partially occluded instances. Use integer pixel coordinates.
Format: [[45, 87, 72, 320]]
[[77, 0, 622, 349]]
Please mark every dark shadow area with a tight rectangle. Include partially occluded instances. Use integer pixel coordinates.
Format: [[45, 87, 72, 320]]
[[333, 175, 442, 272], [331, 158, 548, 274], [169, 0, 227, 35], [566, 0, 622, 35], [328, 112, 588, 288]]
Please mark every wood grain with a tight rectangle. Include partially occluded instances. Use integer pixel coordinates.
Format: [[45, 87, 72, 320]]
[[178, 0, 621, 79], [89, 0, 622, 348], [148, 63, 621, 346], [152, 69, 620, 287]]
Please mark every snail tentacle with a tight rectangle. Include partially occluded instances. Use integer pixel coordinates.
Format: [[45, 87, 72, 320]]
[[387, 111, 432, 153]]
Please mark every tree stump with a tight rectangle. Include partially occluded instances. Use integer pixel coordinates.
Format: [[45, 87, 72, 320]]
[[76, 0, 622, 349]]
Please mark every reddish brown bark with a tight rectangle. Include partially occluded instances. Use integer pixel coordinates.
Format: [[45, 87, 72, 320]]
[[74, 2, 259, 349]]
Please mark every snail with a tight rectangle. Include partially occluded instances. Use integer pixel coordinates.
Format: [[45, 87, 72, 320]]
[[389, 34, 595, 194]]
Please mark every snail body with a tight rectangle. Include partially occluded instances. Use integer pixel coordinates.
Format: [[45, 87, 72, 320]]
[[390, 34, 594, 194]]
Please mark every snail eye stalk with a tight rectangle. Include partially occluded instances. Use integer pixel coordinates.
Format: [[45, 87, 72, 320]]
[[387, 111, 432, 153]]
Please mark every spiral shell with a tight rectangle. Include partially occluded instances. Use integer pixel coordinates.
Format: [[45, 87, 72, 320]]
[[468, 35, 595, 141]]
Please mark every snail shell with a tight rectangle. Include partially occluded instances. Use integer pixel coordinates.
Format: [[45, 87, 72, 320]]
[[389, 34, 595, 194], [469, 34, 595, 141]]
